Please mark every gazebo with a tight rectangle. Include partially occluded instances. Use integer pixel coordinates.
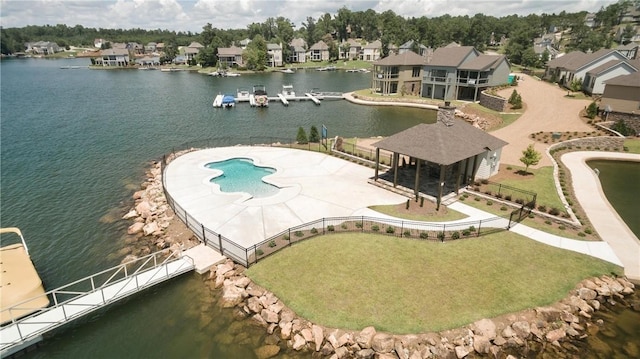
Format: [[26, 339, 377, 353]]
[[372, 105, 508, 209]]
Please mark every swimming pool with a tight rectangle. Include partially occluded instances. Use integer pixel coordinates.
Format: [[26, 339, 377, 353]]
[[205, 158, 279, 198]]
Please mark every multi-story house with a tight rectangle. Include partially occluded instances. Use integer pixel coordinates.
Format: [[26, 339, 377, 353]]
[[422, 46, 510, 101], [339, 39, 362, 60], [371, 51, 427, 96], [267, 43, 283, 67], [308, 40, 329, 61], [93, 48, 130, 67], [217, 46, 244, 68], [544, 49, 630, 90], [362, 40, 382, 61], [288, 38, 307, 63]]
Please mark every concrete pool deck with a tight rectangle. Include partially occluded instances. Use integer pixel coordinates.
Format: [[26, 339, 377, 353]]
[[165, 146, 629, 272]]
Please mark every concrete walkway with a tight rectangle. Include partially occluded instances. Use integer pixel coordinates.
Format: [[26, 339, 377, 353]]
[[165, 146, 625, 270], [561, 151, 640, 281]]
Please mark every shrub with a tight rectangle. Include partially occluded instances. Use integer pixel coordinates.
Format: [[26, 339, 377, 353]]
[[309, 125, 320, 142], [549, 207, 561, 216], [295, 230, 304, 237], [578, 232, 586, 237], [481, 179, 489, 184], [463, 193, 469, 198], [356, 222, 363, 229], [538, 205, 547, 212], [485, 190, 492, 196], [515, 198, 524, 205], [256, 249, 264, 256], [372, 225, 380, 232], [500, 206, 508, 211], [437, 232, 445, 241], [584, 228, 593, 235], [545, 220, 552, 225], [268, 240, 277, 248], [386, 226, 395, 234], [341, 223, 348, 230], [283, 235, 290, 241], [296, 127, 308, 144], [505, 195, 512, 201], [469, 226, 476, 232], [462, 229, 471, 236], [486, 200, 493, 206], [451, 231, 460, 239], [310, 227, 318, 234], [327, 225, 335, 232], [528, 213, 534, 218], [474, 196, 481, 201], [403, 230, 411, 237], [558, 225, 566, 230], [506, 166, 513, 170], [419, 232, 428, 239], [495, 193, 503, 199]]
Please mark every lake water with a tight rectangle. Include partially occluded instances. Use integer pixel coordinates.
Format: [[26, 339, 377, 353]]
[[0, 58, 637, 358]]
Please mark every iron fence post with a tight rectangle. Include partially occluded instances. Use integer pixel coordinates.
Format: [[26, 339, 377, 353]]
[[202, 224, 206, 244], [218, 234, 224, 255], [478, 220, 482, 236]]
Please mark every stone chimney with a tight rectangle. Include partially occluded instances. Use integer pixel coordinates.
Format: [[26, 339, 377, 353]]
[[437, 102, 456, 127]]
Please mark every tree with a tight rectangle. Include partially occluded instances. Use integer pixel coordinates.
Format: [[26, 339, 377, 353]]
[[309, 126, 320, 142], [301, 17, 318, 47], [520, 144, 541, 173], [569, 77, 583, 94], [195, 45, 217, 67], [620, 24, 637, 44], [296, 127, 308, 144], [243, 35, 267, 70], [322, 33, 338, 60], [586, 101, 599, 119]]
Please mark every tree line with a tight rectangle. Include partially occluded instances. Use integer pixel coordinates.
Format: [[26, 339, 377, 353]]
[[2, 0, 635, 69]]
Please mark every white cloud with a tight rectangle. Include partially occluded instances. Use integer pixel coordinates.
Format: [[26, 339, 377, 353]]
[[0, 0, 617, 33]]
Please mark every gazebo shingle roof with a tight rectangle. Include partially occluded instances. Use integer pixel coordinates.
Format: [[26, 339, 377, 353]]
[[372, 119, 508, 166]]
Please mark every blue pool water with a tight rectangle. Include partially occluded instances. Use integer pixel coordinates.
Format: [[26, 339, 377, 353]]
[[206, 158, 279, 198]]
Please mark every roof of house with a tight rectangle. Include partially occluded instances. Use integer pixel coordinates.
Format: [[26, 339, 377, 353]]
[[100, 48, 129, 56], [291, 46, 306, 52], [586, 59, 637, 75], [343, 38, 361, 47], [217, 46, 243, 56], [546, 50, 585, 69], [363, 40, 382, 50], [428, 46, 478, 67], [458, 54, 507, 71], [563, 49, 622, 71], [267, 43, 282, 50], [310, 40, 329, 50], [188, 42, 204, 48], [372, 118, 508, 166], [373, 50, 428, 66], [616, 42, 640, 50], [290, 38, 306, 48], [604, 71, 640, 87], [184, 47, 199, 54], [399, 40, 428, 50]]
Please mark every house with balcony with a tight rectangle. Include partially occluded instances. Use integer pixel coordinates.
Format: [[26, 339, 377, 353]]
[[309, 41, 329, 61], [421, 46, 509, 101], [616, 42, 640, 60], [288, 38, 307, 63], [372, 50, 427, 96], [267, 43, 283, 67], [25, 41, 61, 55], [362, 40, 382, 61], [145, 42, 157, 54], [217, 46, 244, 68], [93, 48, 130, 67]]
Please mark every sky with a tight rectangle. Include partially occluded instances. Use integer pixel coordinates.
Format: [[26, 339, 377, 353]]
[[0, 0, 618, 33]]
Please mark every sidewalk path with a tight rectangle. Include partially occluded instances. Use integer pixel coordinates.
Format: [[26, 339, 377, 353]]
[[561, 151, 640, 281]]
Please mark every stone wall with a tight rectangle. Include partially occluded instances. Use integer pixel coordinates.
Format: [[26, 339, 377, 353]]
[[213, 260, 637, 359], [607, 112, 640, 136], [479, 91, 507, 112]]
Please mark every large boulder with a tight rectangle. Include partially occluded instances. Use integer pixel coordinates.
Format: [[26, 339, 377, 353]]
[[473, 335, 491, 354], [135, 201, 152, 219], [292, 334, 306, 351], [127, 222, 144, 235], [473, 318, 496, 339], [372, 333, 395, 353], [511, 321, 531, 339], [312, 325, 324, 351], [355, 326, 377, 349], [254, 345, 280, 359], [221, 285, 244, 308]]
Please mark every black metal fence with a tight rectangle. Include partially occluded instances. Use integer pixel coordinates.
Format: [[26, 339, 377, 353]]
[[160, 140, 518, 268], [471, 179, 537, 208]]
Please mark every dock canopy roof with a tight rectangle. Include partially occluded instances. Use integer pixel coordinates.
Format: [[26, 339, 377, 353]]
[[372, 119, 508, 166]]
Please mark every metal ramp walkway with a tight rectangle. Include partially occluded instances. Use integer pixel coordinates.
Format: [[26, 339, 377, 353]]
[[1, 250, 194, 357]]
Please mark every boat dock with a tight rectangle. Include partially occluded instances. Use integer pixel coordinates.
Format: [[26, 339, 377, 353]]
[[213, 85, 342, 108]]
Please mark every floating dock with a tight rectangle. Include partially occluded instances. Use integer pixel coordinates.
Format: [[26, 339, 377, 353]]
[[305, 93, 321, 105], [212, 94, 223, 108], [277, 94, 289, 106]]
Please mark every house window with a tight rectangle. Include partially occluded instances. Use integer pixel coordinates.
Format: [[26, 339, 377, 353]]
[[432, 69, 447, 82], [412, 66, 421, 78]]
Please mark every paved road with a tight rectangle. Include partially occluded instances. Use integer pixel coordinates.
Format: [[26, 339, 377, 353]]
[[490, 74, 594, 168]]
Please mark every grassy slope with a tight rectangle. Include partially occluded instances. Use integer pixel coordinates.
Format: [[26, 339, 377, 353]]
[[246, 232, 621, 334]]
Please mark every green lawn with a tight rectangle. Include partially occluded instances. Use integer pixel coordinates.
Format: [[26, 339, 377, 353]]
[[624, 138, 640, 154], [246, 232, 620, 334], [494, 165, 564, 211], [367, 204, 468, 222]]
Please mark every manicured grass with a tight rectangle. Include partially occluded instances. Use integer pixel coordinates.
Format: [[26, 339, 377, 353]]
[[624, 138, 640, 154], [494, 165, 564, 211], [367, 203, 468, 222], [246, 232, 621, 334]]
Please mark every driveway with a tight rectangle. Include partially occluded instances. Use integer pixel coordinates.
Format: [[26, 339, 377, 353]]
[[490, 74, 594, 168]]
